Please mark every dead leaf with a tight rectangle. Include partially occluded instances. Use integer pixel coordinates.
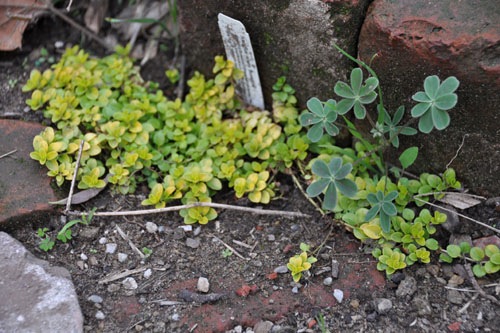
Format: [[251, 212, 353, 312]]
[[438, 192, 484, 210], [84, 0, 108, 34], [0, 0, 47, 51]]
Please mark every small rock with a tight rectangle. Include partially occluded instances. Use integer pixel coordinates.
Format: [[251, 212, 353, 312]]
[[448, 274, 464, 287], [254, 320, 273, 333], [333, 289, 344, 303], [107, 284, 120, 292], [350, 299, 360, 309], [179, 225, 192, 232], [447, 289, 463, 305], [193, 226, 201, 236], [366, 312, 377, 322], [122, 277, 138, 290], [274, 265, 288, 274], [105, 243, 117, 254], [145, 222, 158, 233], [374, 298, 392, 314], [267, 234, 275, 241], [79, 226, 100, 239], [80, 253, 88, 261], [171, 313, 180, 321], [396, 276, 417, 297], [88, 295, 103, 304], [185, 237, 200, 249], [233, 325, 243, 333], [173, 228, 186, 240], [323, 277, 333, 286], [98, 237, 107, 244], [413, 296, 432, 316], [331, 259, 339, 278], [197, 277, 210, 293], [95, 311, 105, 320], [76, 261, 85, 270], [89, 256, 98, 266], [291, 286, 299, 294], [143, 268, 152, 279], [117, 253, 128, 263]]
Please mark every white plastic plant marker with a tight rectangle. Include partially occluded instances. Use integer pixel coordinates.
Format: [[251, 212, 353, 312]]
[[218, 13, 264, 109]]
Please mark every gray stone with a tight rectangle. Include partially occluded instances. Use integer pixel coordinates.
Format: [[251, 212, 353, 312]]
[[87, 294, 103, 304], [323, 277, 333, 286], [78, 226, 100, 239], [254, 320, 273, 333], [374, 298, 393, 314], [105, 242, 117, 254], [117, 252, 128, 263], [413, 296, 432, 316], [122, 277, 138, 290], [0, 232, 83, 333], [145, 221, 158, 233], [396, 276, 417, 297], [447, 289, 464, 305], [274, 265, 289, 274], [186, 237, 200, 249], [95, 310, 105, 320]]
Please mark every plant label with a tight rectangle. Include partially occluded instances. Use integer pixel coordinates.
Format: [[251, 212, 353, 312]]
[[218, 13, 264, 109]]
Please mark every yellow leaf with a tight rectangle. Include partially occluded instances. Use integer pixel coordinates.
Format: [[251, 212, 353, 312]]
[[360, 223, 382, 239]]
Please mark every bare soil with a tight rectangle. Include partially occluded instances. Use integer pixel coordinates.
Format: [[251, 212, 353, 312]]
[[1, 12, 499, 333]]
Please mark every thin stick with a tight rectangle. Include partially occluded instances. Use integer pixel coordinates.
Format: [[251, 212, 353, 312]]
[[446, 134, 468, 169], [464, 263, 500, 305], [44, 1, 113, 52], [209, 234, 247, 260], [67, 202, 309, 218], [98, 267, 149, 284], [0, 149, 17, 159], [116, 225, 146, 259], [414, 197, 500, 234], [65, 139, 84, 213]]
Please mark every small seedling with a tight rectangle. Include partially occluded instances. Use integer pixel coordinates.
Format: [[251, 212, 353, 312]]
[[142, 247, 153, 257], [37, 227, 55, 251], [222, 248, 233, 258]]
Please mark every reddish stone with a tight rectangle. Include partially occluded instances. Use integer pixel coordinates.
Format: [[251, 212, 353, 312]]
[[283, 244, 294, 253], [236, 284, 258, 297], [358, 0, 500, 195], [307, 318, 317, 329], [0, 120, 60, 227], [267, 272, 278, 280], [448, 321, 461, 331], [473, 235, 500, 249]]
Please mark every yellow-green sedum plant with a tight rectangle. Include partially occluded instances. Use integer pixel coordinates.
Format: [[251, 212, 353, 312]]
[[24, 45, 310, 224]]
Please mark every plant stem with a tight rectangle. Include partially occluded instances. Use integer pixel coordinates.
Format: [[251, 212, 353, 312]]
[[65, 139, 84, 213]]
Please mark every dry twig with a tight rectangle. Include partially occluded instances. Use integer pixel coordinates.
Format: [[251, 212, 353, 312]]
[[98, 266, 149, 284], [116, 225, 146, 259], [65, 139, 84, 213], [464, 262, 500, 305], [209, 234, 247, 260], [0, 149, 17, 159]]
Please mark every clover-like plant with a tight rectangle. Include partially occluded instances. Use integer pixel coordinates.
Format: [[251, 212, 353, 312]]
[[365, 190, 398, 233], [411, 76, 459, 133], [299, 97, 338, 142], [379, 106, 418, 148], [306, 157, 357, 210], [334, 68, 379, 119]]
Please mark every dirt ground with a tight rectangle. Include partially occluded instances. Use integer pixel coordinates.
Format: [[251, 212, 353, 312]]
[[1, 10, 499, 333]]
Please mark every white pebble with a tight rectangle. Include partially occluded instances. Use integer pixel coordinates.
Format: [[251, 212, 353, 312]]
[[95, 311, 105, 320], [193, 226, 201, 236], [292, 286, 299, 294], [105, 243, 117, 254], [274, 265, 289, 274], [122, 277, 138, 290], [117, 253, 128, 263], [267, 234, 275, 241], [333, 289, 344, 303], [88, 295, 103, 303], [171, 313, 180, 321], [145, 222, 158, 233], [80, 253, 88, 261], [99, 237, 107, 244], [323, 277, 333, 286], [143, 268, 152, 279], [197, 277, 210, 293], [179, 225, 192, 232]]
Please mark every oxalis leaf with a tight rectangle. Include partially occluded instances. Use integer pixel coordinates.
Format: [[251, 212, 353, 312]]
[[399, 147, 418, 169]]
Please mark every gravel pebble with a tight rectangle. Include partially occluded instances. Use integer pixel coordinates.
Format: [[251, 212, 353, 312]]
[[274, 265, 288, 274], [88, 295, 103, 304], [117, 253, 128, 263], [193, 226, 201, 236], [413, 296, 432, 315], [396, 276, 417, 297], [107, 284, 120, 292], [447, 289, 463, 304], [254, 320, 273, 333], [186, 237, 200, 248], [374, 298, 392, 314], [331, 259, 339, 278], [80, 253, 88, 261], [145, 222, 158, 233], [197, 277, 210, 293], [323, 277, 333, 286], [95, 311, 105, 320], [122, 277, 138, 290], [143, 268, 152, 279], [267, 234, 275, 241], [291, 286, 299, 294], [98, 237, 107, 245], [333, 289, 344, 303], [105, 243, 117, 254]]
